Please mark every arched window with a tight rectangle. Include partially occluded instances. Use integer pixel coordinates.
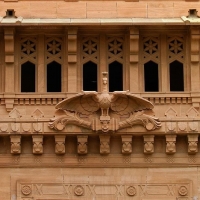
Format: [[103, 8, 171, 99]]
[[169, 60, 184, 91], [83, 61, 97, 91], [109, 61, 123, 92], [21, 61, 35, 92], [47, 61, 61, 92], [144, 61, 159, 92]]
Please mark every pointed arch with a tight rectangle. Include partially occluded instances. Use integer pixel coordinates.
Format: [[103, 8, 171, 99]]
[[21, 61, 35, 92], [144, 61, 159, 92], [47, 61, 61, 92]]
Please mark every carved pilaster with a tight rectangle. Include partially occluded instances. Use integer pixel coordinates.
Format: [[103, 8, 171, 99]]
[[191, 27, 200, 108], [77, 135, 88, 155], [32, 135, 43, 154], [4, 28, 15, 109], [143, 135, 154, 154], [129, 27, 139, 92], [188, 134, 198, 154], [10, 135, 21, 154], [166, 135, 176, 154], [121, 135, 132, 154], [99, 135, 110, 155], [4, 28, 14, 63], [55, 135, 65, 154], [68, 28, 77, 92]]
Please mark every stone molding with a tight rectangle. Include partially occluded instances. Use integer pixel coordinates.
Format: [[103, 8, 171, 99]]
[[0, 154, 199, 168], [13, 176, 192, 200]]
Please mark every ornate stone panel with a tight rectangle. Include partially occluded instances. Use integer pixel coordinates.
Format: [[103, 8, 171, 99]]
[[20, 36, 37, 64], [46, 37, 63, 64], [107, 36, 124, 64], [82, 36, 99, 64], [15, 178, 192, 200], [142, 36, 159, 63]]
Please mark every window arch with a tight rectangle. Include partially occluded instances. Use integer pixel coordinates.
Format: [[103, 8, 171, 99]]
[[21, 61, 35, 92], [109, 61, 123, 92], [83, 61, 97, 91], [144, 61, 159, 92], [169, 60, 184, 91], [47, 61, 61, 92]]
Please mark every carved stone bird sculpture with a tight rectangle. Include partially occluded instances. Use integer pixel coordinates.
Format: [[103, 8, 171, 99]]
[[55, 72, 153, 121]]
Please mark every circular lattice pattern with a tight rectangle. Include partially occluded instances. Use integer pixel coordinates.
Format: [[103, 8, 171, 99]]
[[126, 186, 136, 196], [178, 186, 188, 196], [74, 185, 84, 196], [21, 185, 32, 196]]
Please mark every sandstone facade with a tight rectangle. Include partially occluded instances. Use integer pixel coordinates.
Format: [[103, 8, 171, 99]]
[[0, 0, 199, 200]]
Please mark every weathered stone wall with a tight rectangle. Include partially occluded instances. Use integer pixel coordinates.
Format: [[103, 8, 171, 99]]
[[0, 1, 198, 19]]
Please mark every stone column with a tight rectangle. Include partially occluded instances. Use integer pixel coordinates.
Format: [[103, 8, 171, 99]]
[[68, 28, 78, 92], [191, 27, 200, 107], [37, 34, 45, 92], [129, 27, 139, 92], [4, 28, 15, 111]]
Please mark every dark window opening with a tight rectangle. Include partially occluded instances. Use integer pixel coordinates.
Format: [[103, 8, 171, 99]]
[[47, 61, 61, 92], [170, 60, 184, 91], [83, 61, 97, 91], [109, 61, 123, 92], [21, 61, 35, 92], [144, 61, 159, 92]]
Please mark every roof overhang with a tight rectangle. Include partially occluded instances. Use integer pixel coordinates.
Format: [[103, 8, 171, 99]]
[[0, 17, 197, 26]]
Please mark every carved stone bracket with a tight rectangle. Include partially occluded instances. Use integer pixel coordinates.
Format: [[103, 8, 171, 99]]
[[4, 28, 14, 63], [99, 135, 110, 155], [121, 135, 132, 154], [10, 135, 21, 154], [32, 135, 43, 154], [68, 28, 77, 63], [166, 135, 176, 154], [143, 135, 154, 154], [55, 135, 66, 154], [77, 135, 88, 155], [188, 134, 198, 154]]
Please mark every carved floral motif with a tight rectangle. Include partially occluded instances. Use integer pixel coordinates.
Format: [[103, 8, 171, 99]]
[[21, 185, 32, 196], [121, 135, 132, 154], [10, 135, 21, 154], [32, 136, 43, 154], [178, 186, 188, 196], [77, 136, 88, 154], [55, 135, 65, 154], [74, 185, 84, 196], [144, 135, 154, 154], [100, 135, 110, 154], [166, 135, 176, 154], [126, 186, 136, 196], [188, 135, 198, 154]]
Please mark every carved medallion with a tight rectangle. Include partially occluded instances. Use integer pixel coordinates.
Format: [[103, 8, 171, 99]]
[[178, 186, 188, 196], [22, 123, 31, 132], [21, 185, 32, 196], [49, 72, 161, 133], [11, 123, 20, 132], [0, 123, 8, 132], [126, 186, 136, 196], [33, 123, 42, 132], [188, 122, 198, 131], [74, 185, 84, 196]]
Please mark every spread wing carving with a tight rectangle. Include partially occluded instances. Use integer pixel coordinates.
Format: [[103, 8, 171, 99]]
[[111, 91, 154, 115], [55, 92, 99, 115]]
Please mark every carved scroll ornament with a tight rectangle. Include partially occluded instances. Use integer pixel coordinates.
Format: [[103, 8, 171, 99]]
[[49, 72, 161, 133]]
